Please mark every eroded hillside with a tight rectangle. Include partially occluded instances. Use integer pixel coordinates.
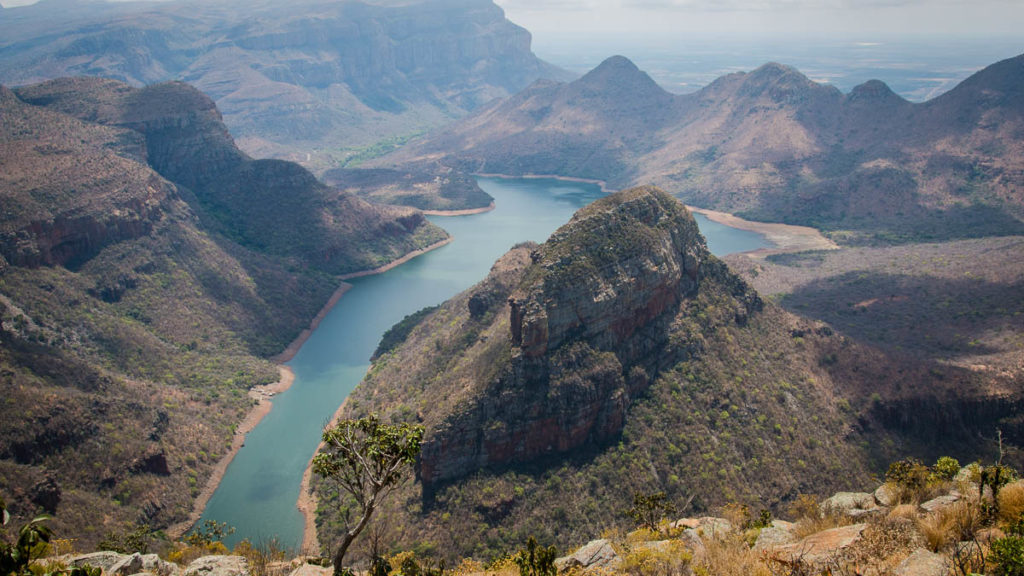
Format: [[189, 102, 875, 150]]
[[0, 77, 446, 545]]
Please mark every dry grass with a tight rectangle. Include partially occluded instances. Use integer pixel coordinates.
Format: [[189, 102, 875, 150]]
[[692, 534, 770, 576], [787, 493, 854, 540], [620, 541, 692, 576], [998, 481, 1024, 524], [888, 504, 919, 521]]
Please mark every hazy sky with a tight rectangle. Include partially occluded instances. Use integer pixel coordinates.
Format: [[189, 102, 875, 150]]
[[2, 0, 1022, 44], [493, 0, 1024, 43]]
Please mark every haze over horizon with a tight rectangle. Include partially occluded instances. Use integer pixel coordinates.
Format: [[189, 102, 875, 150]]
[[3, 0, 1022, 40]]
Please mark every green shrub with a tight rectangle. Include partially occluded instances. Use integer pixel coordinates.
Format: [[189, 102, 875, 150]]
[[514, 537, 556, 576], [990, 535, 1024, 576], [934, 456, 961, 480], [628, 492, 677, 532]]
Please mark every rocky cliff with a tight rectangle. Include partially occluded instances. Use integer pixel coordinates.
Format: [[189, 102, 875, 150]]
[[0, 0, 568, 167], [417, 188, 738, 484]]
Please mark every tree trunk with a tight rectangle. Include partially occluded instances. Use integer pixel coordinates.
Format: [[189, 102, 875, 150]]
[[332, 501, 375, 576]]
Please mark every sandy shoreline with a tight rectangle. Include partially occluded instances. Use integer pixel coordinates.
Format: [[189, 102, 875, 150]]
[[338, 237, 453, 281], [178, 236, 454, 545], [167, 366, 296, 539], [296, 396, 352, 555], [685, 205, 838, 257], [421, 202, 495, 216]]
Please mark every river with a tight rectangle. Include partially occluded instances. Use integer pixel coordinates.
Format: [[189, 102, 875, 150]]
[[197, 177, 772, 550]]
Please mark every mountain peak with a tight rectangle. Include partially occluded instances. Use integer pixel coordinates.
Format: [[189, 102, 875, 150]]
[[933, 52, 1024, 111], [575, 55, 667, 96], [735, 60, 839, 102], [848, 79, 904, 104]]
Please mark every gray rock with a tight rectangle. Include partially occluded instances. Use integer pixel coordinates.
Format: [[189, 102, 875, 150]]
[[678, 529, 706, 561], [847, 506, 887, 520], [71, 552, 130, 574], [820, 492, 875, 516], [874, 483, 900, 507], [920, 493, 960, 513], [184, 556, 248, 576], [554, 539, 619, 572], [109, 553, 144, 576], [954, 465, 978, 484], [773, 523, 868, 566], [695, 517, 733, 539], [142, 554, 182, 576], [894, 548, 949, 576], [753, 523, 798, 552]]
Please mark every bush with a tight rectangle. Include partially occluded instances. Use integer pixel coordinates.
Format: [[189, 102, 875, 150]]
[[513, 537, 556, 576], [934, 456, 961, 480], [621, 541, 691, 576], [628, 493, 677, 532], [990, 535, 1024, 576]]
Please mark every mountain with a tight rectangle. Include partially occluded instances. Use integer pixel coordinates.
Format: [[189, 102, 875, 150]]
[[314, 186, 1015, 560], [385, 54, 1024, 244], [0, 77, 446, 544], [0, 0, 568, 169]]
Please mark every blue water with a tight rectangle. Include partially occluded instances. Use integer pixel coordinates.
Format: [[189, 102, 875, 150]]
[[198, 177, 772, 550]]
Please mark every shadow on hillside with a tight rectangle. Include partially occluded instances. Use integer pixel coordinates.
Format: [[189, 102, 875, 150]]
[[780, 272, 1024, 359]]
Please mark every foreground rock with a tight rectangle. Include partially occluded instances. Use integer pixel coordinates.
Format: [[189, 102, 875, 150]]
[[555, 539, 620, 572]]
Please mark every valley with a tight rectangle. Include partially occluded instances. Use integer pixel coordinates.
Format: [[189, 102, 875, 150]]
[[0, 0, 1022, 572]]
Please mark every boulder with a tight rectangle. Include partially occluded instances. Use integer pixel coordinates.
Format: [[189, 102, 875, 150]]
[[71, 552, 131, 574], [108, 553, 144, 576], [874, 483, 900, 507], [920, 493, 960, 513], [954, 465, 978, 484], [753, 521, 797, 552], [847, 506, 887, 520], [671, 518, 701, 530], [820, 492, 875, 516], [555, 539, 620, 572], [184, 556, 248, 576], [894, 548, 949, 576], [771, 523, 867, 566], [695, 517, 733, 539], [677, 529, 706, 561], [142, 553, 182, 576]]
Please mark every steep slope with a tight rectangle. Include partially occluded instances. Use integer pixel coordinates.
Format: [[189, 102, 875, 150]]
[[389, 54, 1024, 244], [0, 0, 568, 168], [0, 78, 445, 545], [317, 187, 959, 559]]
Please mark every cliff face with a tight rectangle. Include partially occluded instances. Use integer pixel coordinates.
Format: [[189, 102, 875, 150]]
[[0, 0, 567, 164], [13, 77, 449, 273]]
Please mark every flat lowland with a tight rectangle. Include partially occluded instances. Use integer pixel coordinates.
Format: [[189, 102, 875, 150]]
[[725, 236, 1024, 378]]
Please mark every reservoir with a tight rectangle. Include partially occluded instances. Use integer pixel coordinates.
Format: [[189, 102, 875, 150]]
[[198, 177, 772, 550]]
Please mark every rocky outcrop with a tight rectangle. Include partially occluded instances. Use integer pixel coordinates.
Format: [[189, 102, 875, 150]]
[[554, 539, 620, 572], [417, 187, 761, 485], [1, 195, 168, 269]]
